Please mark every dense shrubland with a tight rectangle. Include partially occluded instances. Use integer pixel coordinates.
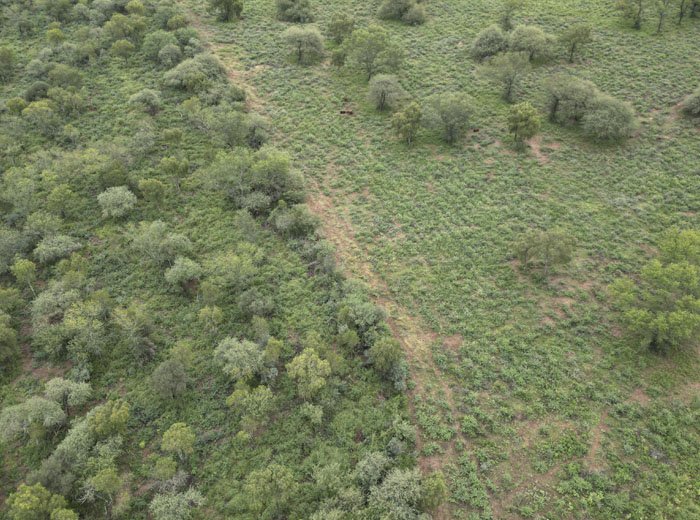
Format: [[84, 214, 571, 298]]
[[0, 0, 443, 518]]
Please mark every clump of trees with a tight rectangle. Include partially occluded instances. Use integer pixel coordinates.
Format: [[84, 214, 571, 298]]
[[545, 74, 638, 141], [610, 229, 700, 353], [277, 0, 314, 23], [378, 0, 427, 25]]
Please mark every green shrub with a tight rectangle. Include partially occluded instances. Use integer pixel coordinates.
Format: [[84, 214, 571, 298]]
[[97, 186, 137, 218], [142, 30, 179, 61], [282, 26, 325, 64], [129, 88, 162, 116], [680, 86, 700, 118], [209, 0, 244, 21], [423, 92, 474, 144], [34, 235, 81, 264], [163, 53, 226, 93], [470, 25, 508, 61], [582, 94, 637, 141], [0, 47, 14, 83], [328, 14, 355, 43], [509, 25, 552, 61]]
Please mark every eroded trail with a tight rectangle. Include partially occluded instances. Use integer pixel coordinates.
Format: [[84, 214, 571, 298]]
[[182, 5, 484, 519]]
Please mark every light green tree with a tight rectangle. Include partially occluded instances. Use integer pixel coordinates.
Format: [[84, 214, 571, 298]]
[[507, 101, 541, 148], [98, 186, 137, 218], [479, 51, 530, 102], [368, 74, 405, 111], [282, 26, 325, 64], [242, 464, 297, 518], [161, 422, 196, 462], [559, 23, 592, 62], [392, 101, 422, 145], [610, 229, 700, 353], [516, 229, 576, 277], [6, 483, 73, 520], [286, 347, 331, 399], [209, 0, 243, 21], [10, 257, 37, 296]]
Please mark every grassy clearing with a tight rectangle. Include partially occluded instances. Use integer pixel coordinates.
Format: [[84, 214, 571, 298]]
[[186, 0, 700, 517]]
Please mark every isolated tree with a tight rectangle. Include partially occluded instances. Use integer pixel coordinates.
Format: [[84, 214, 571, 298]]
[[508, 101, 541, 147], [150, 489, 204, 520], [420, 471, 448, 511], [500, 0, 523, 31], [582, 94, 637, 141], [209, 0, 243, 21], [129, 89, 162, 116], [392, 101, 422, 145], [544, 74, 597, 123], [470, 25, 508, 61], [423, 92, 474, 144], [509, 25, 551, 61], [0, 47, 14, 83], [680, 86, 700, 117], [276, 0, 314, 22], [44, 377, 91, 414], [161, 422, 196, 462], [215, 337, 264, 382], [242, 464, 298, 518], [328, 14, 355, 43], [479, 51, 530, 102], [610, 229, 700, 353], [402, 3, 427, 25], [618, 0, 645, 29], [286, 347, 331, 399], [516, 229, 575, 276], [282, 26, 325, 64], [346, 25, 404, 80], [559, 23, 592, 62], [368, 74, 405, 111], [151, 359, 188, 400], [98, 186, 137, 218]]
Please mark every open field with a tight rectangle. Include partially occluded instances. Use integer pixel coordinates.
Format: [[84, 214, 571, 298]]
[[185, 0, 700, 517]]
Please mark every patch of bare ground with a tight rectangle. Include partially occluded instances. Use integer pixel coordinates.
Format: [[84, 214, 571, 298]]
[[527, 135, 549, 164], [584, 410, 609, 471], [675, 382, 700, 403], [627, 387, 651, 406]]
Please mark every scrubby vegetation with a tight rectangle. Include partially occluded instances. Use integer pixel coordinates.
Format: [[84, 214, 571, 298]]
[[0, 1, 437, 518], [2, 0, 699, 518]]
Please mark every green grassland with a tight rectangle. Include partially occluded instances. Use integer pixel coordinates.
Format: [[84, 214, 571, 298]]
[[186, 0, 700, 518]]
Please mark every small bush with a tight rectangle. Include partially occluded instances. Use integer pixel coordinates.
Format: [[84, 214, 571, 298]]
[[282, 26, 325, 64], [680, 86, 700, 118], [129, 89, 162, 116], [423, 92, 474, 144], [276, 0, 314, 23], [142, 30, 179, 61], [163, 53, 226, 93], [582, 94, 637, 141], [328, 14, 355, 44], [368, 74, 405, 111]]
